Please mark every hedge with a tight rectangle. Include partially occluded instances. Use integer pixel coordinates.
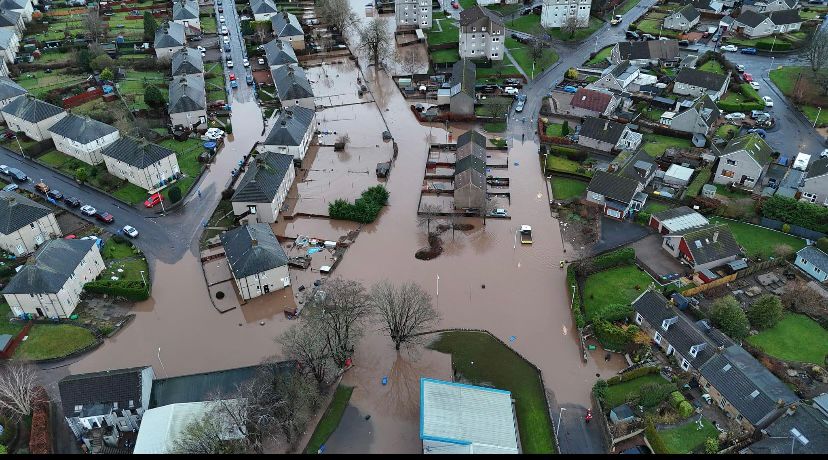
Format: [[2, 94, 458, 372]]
[[592, 247, 636, 272], [756, 40, 792, 51], [717, 83, 765, 112], [84, 280, 150, 301], [588, 302, 633, 323], [677, 400, 694, 418], [669, 391, 685, 408], [607, 366, 660, 385], [594, 320, 638, 351], [549, 145, 588, 162], [328, 185, 390, 223], [761, 195, 828, 233], [646, 417, 669, 454], [567, 266, 586, 329]]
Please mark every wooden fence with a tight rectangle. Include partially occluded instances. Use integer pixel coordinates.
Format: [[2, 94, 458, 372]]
[[62, 87, 103, 109], [680, 258, 786, 296], [0, 322, 32, 359]]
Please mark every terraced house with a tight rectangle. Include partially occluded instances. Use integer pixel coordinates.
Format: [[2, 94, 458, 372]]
[[271, 11, 305, 50], [170, 47, 204, 77], [271, 64, 315, 110], [220, 223, 290, 300], [262, 39, 298, 70], [261, 105, 316, 163], [0, 27, 19, 76], [713, 133, 773, 188], [541, 0, 591, 28], [250, 0, 279, 21], [154, 22, 186, 58], [101, 137, 181, 192], [172, 0, 200, 34], [0, 0, 31, 23], [0, 191, 61, 255], [0, 95, 66, 141], [395, 0, 432, 30], [47, 114, 120, 165], [230, 152, 296, 224], [453, 130, 487, 210], [459, 5, 504, 61], [0, 8, 24, 37], [168, 74, 207, 128]]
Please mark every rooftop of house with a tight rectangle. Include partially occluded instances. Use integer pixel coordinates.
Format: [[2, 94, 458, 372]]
[[674, 68, 729, 91], [768, 8, 802, 25], [47, 113, 118, 144], [456, 129, 487, 161], [231, 151, 294, 203], [1, 238, 97, 295], [263, 105, 315, 146], [450, 59, 477, 97], [58, 366, 152, 419], [674, 4, 701, 22], [806, 157, 828, 179], [172, 0, 199, 21], [154, 22, 186, 48], [670, 223, 741, 266], [171, 47, 204, 76], [219, 223, 288, 279], [720, 133, 774, 166], [0, 75, 26, 100], [587, 170, 641, 204], [570, 88, 614, 113], [101, 136, 176, 169], [796, 246, 828, 273], [459, 5, 504, 29], [271, 11, 303, 37], [168, 74, 206, 113], [250, 0, 278, 14], [651, 206, 709, 232], [747, 405, 828, 454], [736, 10, 771, 27], [0, 190, 53, 235], [271, 64, 314, 100], [0, 95, 63, 123], [263, 39, 298, 67], [615, 40, 680, 61], [579, 116, 629, 145]]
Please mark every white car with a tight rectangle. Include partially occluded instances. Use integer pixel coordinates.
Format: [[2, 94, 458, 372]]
[[724, 112, 746, 121], [257, 57, 265, 65], [720, 44, 738, 52], [200, 128, 225, 141], [227, 59, 234, 68], [0, 164, 9, 175], [242, 58, 249, 67], [820, 148, 828, 159], [749, 82, 760, 90], [197, 45, 206, 52], [123, 225, 139, 238], [490, 208, 508, 217], [223, 36, 230, 44], [503, 86, 519, 96], [2, 183, 18, 192], [762, 96, 773, 107], [80, 205, 97, 216], [219, 15, 225, 23], [736, 64, 745, 73]]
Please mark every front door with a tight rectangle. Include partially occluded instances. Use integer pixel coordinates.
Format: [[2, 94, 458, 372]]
[[35, 308, 45, 317], [263, 285, 270, 294]]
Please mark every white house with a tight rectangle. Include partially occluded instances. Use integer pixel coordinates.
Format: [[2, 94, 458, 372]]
[[0, 75, 26, 122], [47, 114, 120, 165], [663, 4, 700, 32], [713, 133, 773, 188], [459, 6, 505, 61], [0, 9, 24, 37], [101, 137, 181, 192], [733, 9, 802, 38], [219, 223, 290, 300], [798, 157, 828, 206], [0, 95, 66, 141], [673, 68, 730, 101], [262, 39, 298, 70], [250, 0, 279, 22], [395, 0, 432, 30], [170, 47, 204, 77], [154, 22, 186, 59], [0, 27, 20, 67], [741, 0, 799, 14], [0, 0, 32, 23], [0, 191, 61, 255], [2, 238, 104, 319], [271, 11, 305, 50], [168, 74, 206, 128], [133, 400, 246, 454], [541, 0, 591, 29], [261, 105, 316, 163], [172, 0, 200, 32], [794, 246, 828, 283], [230, 152, 295, 224], [271, 64, 315, 110]]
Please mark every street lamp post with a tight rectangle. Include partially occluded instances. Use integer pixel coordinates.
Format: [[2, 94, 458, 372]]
[[555, 407, 567, 441], [14, 133, 25, 159], [157, 347, 169, 378], [436, 274, 439, 308], [814, 107, 822, 128]]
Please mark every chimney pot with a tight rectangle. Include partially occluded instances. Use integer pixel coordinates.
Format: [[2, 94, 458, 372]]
[[713, 231, 719, 242], [251, 238, 258, 247]]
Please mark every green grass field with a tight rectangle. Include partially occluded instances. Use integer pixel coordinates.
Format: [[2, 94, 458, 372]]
[[708, 217, 806, 260], [430, 48, 461, 65], [427, 19, 459, 46], [507, 14, 541, 35], [586, 46, 613, 66], [550, 177, 588, 200], [641, 134, 692, 158], [747, 314, 828, 364], [304, 385, 354, 454], [545, 154, 581, 173], [505, 38, 558, 77], [582, 266, 653, 322], [769, 67, 828, 127], [484, 121, 506, 133], [14, 324, 97, 360], [604, 374, 671, 409], [698, 61, 725, 75], [549, 17, 604, 41], [658, 418, 719, 454], [429, 331, 556, 454], [158, 138, 205, 201]]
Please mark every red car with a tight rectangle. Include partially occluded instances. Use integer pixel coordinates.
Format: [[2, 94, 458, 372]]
[[451, 0, 459, 8], [64, 234, 77, 239], [743, 72, 753, 83], [144, 193, 162, 208], [229, 73, 236, 81], [95, 212, 115, 224]]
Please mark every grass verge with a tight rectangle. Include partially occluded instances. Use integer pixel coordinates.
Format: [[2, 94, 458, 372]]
[[304, 385, 354, 454], [14, 324, 96, 360], [708, 217, 805, 260], [582, 266, 652, 321]]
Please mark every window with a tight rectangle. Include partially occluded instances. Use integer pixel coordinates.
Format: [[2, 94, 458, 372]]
[[726, 159, 737, 166], [654, 332, 662, 344], [472, 27, 476, 32], [681, 359, 690, 371], [736, 414, 742, 421], [635, 312, 642, 325]]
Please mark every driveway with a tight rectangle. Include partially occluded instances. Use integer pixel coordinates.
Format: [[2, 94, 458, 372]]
[[631, 234, 687, 279], [590, 216, 652, 256], [556, 402, 605, 454]]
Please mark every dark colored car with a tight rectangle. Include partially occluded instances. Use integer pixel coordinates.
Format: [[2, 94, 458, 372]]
[[504, 78, 523, 87], [95, 212, 115, 224], [7, 168, 26, 182], [625, 30, 640, 40], [218, 6, 223, 12], [64, 196, 81, 207], [246, 74, 254, 85], [224, 44, 231, 52], [47, 189, 63, 200], [740, 47, 757, 55]]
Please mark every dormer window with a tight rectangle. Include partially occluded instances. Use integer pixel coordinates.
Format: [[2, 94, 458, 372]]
[[661, 316, 678, 331], [635, 312, 642, 325], [680, 358, 690, 371]]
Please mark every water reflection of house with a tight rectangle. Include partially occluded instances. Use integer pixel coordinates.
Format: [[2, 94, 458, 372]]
[[453, 130, 487, 210], [220, 223, 290, 300]]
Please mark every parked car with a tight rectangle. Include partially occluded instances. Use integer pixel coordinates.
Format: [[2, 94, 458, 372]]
[[504, 78, 522, 87], [742, 72, 753, 83], [563, 85, 578, 93], [201, 128, 224, 141], [223, 36, 230, 44], [229, 73, 236, 81], [748, 128, 767, 138], [451, 0, 459, 8], [514, 94, 526, 112], [2, 183, 18, 192], [80, 204, 97, 216], [610, 15, 623, 26], [625, 30, 639, 40], [762, 96, 773, 107], [678, 39, 690, 47], [740, 47, 757, 55], [64, 234, 77, 239], [0, 164, 8, 175], [219, 15, 225, 23], [122, 225, 139, 238], [7, 168, 27, 182], [144, 193, 162, 208], [95, 212, 114, 224], [224, 44, 231, 52], [750, 81, 760, 90], [246, 74, 254, 85], [64, 196, 81, 207], [227, 59, 234, 68], [490, 208, 508, 217], [503, 86, 519, 96], [641, 33, 656, 41], [221, 26, 228, 35], [242, 58, 249, 67], [196, 45, 206, 53], [34, 182, 49, 194], [736, 64, 745, 73], [231, 80, 238, 89], [751, 110, 769, 119], [46, 189, 63, 200], [820, 148, 828, 158], [218, 6, 223, 13], [720, 44, 738, 52], [724, 112, 746, 121]]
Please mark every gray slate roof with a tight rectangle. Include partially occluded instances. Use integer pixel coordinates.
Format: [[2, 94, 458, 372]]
[[699, 345, 798, 426], [0, 27, 13, 50], [618, 149, 655, 184], [154, 22, 186, 49], [0, 191, 53, 234], [615, 40, 680, 61], [674, 223, 740, 266], [171, 47, 204, 76], [651, 205, 698, 222], [806, 157, 828, 179], [0, 96, 64, 123], [231, 152, 294, 203], [220, 223, 288, 279], [0, 9, 21, 28], [59, 367, 151, 418], [720, 133, 773, 165], [251, 0, 278, 15], [102, 137, 176, 169], [768, 9, 801, 26], [0, 76, 27, 100], [459, 5, 504, 29], [271, 11, 303, 37], [47, 113, 117, 144], [172, 0, 199, 21], [263, 105, 315, 146], [263, 39, 298, 67], [168, 75, 206, 113], [580, 116, 628, 145], [676, 4, 700, 22], [748, 405, 828, 454], [736, 10, 769, 28], [271, 64, 314, 101], [451, 60, 476, 97], [675, 68, 728, 91], [797, 246, 828, 273], [587, 170, 640, 204], [2, 239, 96, 295], [456, 129, 486, 162]]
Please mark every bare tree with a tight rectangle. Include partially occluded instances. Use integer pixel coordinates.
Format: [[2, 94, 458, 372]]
[[528, 38, 546, 70], [801, 27, 828, 73], [277, 323, 334, 384], [171, 407, 249, 454], [479, 198, 499, 228], [370, 280, 441, 350], [483, 97, 511, 121], [358, 17, 393, 68], [561, 15, 579, 39], [396, 48, 419, 80], [254, 20, 272, 45], [262, 370, 320, 446], [418, 203, 443, 235], [85, 12, 105, 44], [318, 0, 358, 35], [781, 280, 826, 317], [492, 58, 506, 80], [305, 277, 371, 368], [0, 360, 40, 420]]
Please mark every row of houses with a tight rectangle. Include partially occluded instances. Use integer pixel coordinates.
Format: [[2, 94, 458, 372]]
[[0, 0, 32, 76], [661, 0, 804, 37]]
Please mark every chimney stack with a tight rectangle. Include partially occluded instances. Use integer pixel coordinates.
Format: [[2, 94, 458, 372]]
[[712, 231, 719, 243], [251, 238, 258, 247]]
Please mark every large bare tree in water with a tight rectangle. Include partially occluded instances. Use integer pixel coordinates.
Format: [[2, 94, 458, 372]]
[[358, 17, 392, 68], [277, 322, 334, 384], [370, 281, 440, 350], [318, 0, 357, 34], [305, 277, 371, 367]]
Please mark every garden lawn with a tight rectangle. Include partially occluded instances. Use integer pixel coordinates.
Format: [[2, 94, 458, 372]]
[[507, 14, 541, 35], [101, 238, 149, 284], [769, 67, 828, 127], [304, 385, 354, 454], [635, 19, 679, 38], [604, 374, 671, 409], [549, 17, 603, 41], [458, 0, 477, 8], [550, 177, 588, 200], [698, 60, 725, 75], [582, 266, 653, 322], [715, 124, 739, 139], [586, 46, 613, 66], [708, 217, 806, 259], [545, 122, 564, 137], [684, 166, 711, 197], [641, 134, 692, 158], [0, 303, 22, 335], [37, 149, 139, 198], [159, 138, 205, 200], [505, 38, 559, 76], [13, 70, 87, 98], [746, 313, 828, 364], [14, 324, 97, 360], [429, 331, 555, 454], [112, 183, 150, 205], [658, 418, 719, 454], [484, 121, 506, 133], [430, 48, 460, 65], [427, 20, 459, 46], [642, 201, 670, 215], [545, 154, 580, 173]]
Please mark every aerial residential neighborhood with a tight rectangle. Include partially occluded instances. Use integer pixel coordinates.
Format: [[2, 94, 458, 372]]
[[0, 0, 827, 455]]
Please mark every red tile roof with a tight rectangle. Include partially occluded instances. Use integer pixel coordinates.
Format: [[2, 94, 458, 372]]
[[570, 88, 612, 113]]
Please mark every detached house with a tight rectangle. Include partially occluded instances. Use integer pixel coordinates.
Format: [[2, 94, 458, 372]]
[[154, 22, 186, 59], [586, 170, 647, 220], [250, 0, 279, 22], [271, 64, 314, 110], [741, 0, 799, 14], [0, 191, 61, 255], [59, 366, 155, 452], [220, 223, 290, 300], [0, 95, 66, 141], [649, 206, 709, 234], [0, 75, 26, 122], [592, 60, 640, 93], [689, 0, 724, 14], [261, 105, 316, 163], [798, 157, 828, 206], [794, 246, 828, 283], [102, 137, 181, 192], [231, 152, 295, 224], [767, 9, 804, 34], [569, 88, 619, 119], [48, 114, 120, 165], [610, 40, 681, 67], [734, 9, 801, 38], [395, 0, 432, 30], [459, 5, 505, 61], [713, 133, 773, 188], [541, 0, 591, 28], [673, 68, 730, 101], [170, 47, 204, 77], [168, 74, 206, 128], [661, 223, 741, 271], [664, 4, 700, 32], [448, 59, 476, 116], [172, 0, 200, 33], [454, 130, 487, 210], [262, 38, 298, 70], [2, 238, 104, 319], [577, 116, 642, 152], [659, 95, 721, 135], [271, 11, 305, 50]]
